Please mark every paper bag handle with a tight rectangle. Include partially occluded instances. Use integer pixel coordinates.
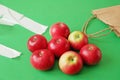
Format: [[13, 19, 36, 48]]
[[82, 15, 113, 38]]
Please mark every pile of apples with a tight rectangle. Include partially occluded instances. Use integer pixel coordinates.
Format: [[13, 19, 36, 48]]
[[27, 22, 102, 75]]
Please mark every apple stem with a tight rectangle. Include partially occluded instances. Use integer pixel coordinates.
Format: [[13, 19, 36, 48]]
[[33, 36, 37, 42], [68, 56, 74, 62], [88, 46, 93, 50], [56, 39, 61, 44], [75, 34, 81, 38], [82, 15, 113, 38], [39, 52, 43, 57]]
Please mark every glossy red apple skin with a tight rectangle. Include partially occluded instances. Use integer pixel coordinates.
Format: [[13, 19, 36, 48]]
[[48, 36, 70, 58], [68, 31, 88, 50], [50, 22, 70, 38], [59, 51, 83, 75], [30, 49, 55, 70], [79, 44, 102, 65], [27, 34, 48, 52]]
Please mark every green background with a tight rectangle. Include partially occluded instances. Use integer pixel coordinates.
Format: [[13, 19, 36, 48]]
[[0, 0, 120, 80]]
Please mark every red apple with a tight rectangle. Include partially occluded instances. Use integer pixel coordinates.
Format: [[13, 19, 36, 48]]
[[30, 49, 55, 70], [68, 31, 88, 50], [27, 34, 47, 52], [59, 51, 83, 75], [79, 44, 102, 65], [48, 36, 70, 58], [50, 22, 70, 38]]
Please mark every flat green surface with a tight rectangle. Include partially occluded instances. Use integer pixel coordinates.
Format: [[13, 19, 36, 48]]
[[0, 0, 120, 80]]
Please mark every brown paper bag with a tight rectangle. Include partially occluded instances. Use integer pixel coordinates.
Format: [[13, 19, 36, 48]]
[[92, 5, 120, 37]]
